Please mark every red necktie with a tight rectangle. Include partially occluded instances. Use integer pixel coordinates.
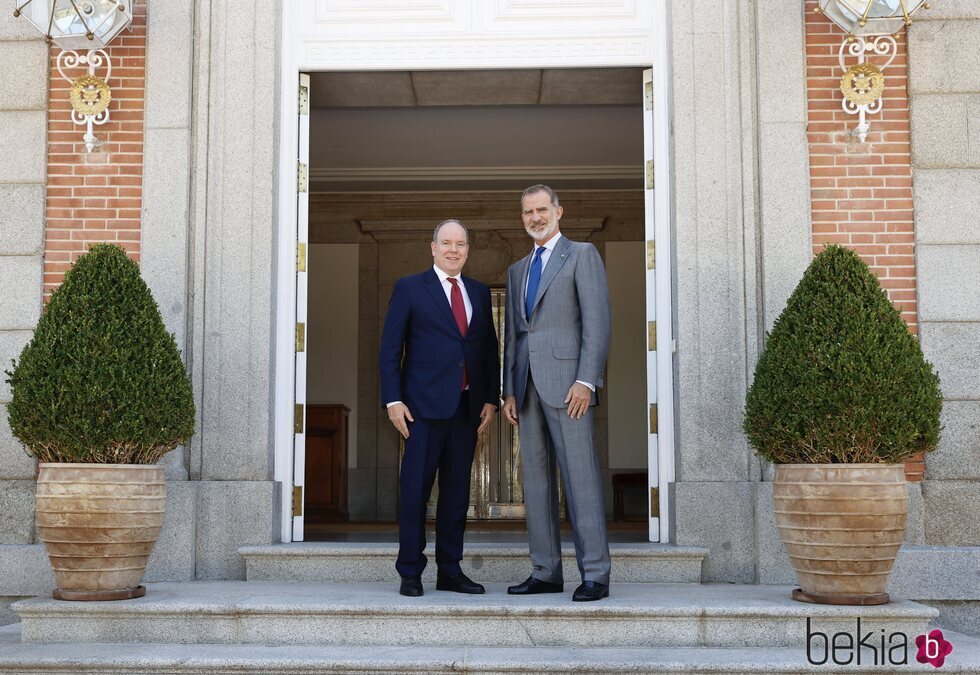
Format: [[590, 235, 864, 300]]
[[448, 278, 467, 390]]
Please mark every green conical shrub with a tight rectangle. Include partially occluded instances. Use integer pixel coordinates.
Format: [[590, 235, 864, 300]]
[[5, 244, 195, 464], [744, 245, 941, 464]]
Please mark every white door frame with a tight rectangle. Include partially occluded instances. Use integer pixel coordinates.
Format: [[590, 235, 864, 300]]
[[274, 0, 675, 543]]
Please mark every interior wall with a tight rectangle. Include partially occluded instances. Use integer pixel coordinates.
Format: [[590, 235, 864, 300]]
[[605, 241, 647, 470], [308, 243, 359, 469]]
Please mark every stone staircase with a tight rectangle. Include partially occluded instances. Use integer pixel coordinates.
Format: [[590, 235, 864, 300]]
[[239, 542, 708, 584], [1, 542, 979, 673]]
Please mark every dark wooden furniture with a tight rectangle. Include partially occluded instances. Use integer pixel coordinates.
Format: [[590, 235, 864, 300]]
[[611, 472, 647, 522], [305, 404, 349, 523]]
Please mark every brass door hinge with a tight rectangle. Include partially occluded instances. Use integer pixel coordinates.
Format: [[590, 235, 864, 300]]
[[297, 242, 307, 272], [645, 159, 655, 190], [292, 485, 303, 516], [296, 322, 305, 352], [298, 82, 309, 115], [649, 403, 658, 434], [294, 404, 304, 433], [645, 80, 653, 110], [297, 162, 308, 193], [647, 240, 656, 270], [648, 321, 657, 351], [650, 487, 660, 517]]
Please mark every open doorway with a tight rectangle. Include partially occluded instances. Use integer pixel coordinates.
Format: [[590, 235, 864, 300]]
[[302, 69, 650, 540]]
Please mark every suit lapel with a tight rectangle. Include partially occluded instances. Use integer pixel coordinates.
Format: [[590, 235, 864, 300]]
[[461, 275, 480, 335], [423, 268, 463, 337], [529, 235, 572, 317]]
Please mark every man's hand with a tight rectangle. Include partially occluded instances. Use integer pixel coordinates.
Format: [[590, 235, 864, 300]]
[[477, 403, 496, 435], [564, 382, 592, 419], [387, 402, 414, 439], [502, 395, 519, 427]]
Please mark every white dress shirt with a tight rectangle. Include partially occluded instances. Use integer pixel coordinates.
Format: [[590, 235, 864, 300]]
[[433, 264, 472, 324], [524, 233, 594, 393], [524, 232, 562, 303]]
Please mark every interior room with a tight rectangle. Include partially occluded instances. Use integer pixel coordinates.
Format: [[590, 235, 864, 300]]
[[302, 68, 650, 538]]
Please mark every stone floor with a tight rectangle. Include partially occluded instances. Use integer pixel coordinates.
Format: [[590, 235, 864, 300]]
[[2, 581, 979, 672]]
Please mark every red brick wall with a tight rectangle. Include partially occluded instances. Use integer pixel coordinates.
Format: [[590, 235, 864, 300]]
[[805, 2, 923, 481], [43, 3, 146, 298]]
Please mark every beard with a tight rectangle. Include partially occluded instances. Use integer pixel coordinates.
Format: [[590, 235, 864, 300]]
[[525, 217, 558, 242]]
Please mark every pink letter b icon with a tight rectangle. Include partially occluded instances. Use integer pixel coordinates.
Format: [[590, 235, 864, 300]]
[[924, 634, 940, 660], [916, 628, 953, 668]]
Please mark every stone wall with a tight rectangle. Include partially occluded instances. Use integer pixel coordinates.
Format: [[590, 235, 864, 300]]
[[908, 6, 980, 551], [0, 5, 49, 624], [670, 0, 812, 583], [0, 2, 282, 615], [160, 0, 281, 575], [746, 1, 980, 635]]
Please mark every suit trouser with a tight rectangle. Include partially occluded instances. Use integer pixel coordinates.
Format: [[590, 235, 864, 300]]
[[519, 375, 611, 585], [396, 391, 477, 578]]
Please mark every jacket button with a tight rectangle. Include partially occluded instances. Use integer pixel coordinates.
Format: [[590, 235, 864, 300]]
[[458, 362, 464, 368]]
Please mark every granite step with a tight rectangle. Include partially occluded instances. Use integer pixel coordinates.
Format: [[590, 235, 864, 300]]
[[2, 624, 979, 673], [13, 581, 938, 649], [239, 542, 708, 583]]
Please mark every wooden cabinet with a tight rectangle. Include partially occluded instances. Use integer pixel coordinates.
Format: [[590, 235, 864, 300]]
[[305, 404, 349, 522]]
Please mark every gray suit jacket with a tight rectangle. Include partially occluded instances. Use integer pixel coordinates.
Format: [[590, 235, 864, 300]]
[[503, 235, 611, 410]]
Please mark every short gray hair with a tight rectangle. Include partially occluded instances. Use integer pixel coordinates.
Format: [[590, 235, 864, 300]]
[[432, 219, 468, 243], [521, 184, 559, 208]]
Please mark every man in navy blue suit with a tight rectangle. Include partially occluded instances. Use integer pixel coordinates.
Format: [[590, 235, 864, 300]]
[[379, 219, 500, 597]]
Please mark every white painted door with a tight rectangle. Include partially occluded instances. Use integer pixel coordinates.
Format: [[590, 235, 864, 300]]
[[644, 66, 675, 543], [292, 73, 311, 541]]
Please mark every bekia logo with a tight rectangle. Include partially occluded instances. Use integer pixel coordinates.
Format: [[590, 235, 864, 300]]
[[916, 629, 954, 668], [806, 618, 954, 668]]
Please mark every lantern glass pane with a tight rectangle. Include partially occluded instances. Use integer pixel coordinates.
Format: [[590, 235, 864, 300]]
[[52, 0, 120, 39], [868, 0, 903, 18], [837, 0, 922, 21]]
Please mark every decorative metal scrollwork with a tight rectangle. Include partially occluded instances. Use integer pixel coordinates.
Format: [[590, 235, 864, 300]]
[[838, 35, 896, 142], [56, 49, 113, 152]]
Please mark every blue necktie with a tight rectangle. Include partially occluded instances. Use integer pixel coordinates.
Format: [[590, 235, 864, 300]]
[[525, 247, 545, 319]]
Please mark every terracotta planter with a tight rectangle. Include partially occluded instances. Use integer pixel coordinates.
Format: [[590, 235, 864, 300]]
[[773, 463, 907, 605], [36, 463, 166, 601]]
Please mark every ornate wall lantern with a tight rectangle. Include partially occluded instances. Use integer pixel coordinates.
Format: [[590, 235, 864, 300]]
[[13, 1, 133, 152], [815, 1, 930, 142], [816, 0, 929, 37]]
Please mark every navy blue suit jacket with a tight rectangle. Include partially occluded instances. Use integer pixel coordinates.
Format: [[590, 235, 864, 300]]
[[379, 268, 500, 423]]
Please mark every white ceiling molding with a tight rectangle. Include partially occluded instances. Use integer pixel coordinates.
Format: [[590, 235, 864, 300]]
[[309, 69, 643, 108]]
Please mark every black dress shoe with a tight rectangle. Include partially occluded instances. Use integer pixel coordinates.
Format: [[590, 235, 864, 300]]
[[399, 576, 423, 597], [572, 581, 609, 602], [436, 571, 485, 594], [507, 575, 564, 595]]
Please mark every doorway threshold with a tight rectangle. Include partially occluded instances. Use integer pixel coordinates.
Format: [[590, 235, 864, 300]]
[[303, 520, 647, 544], [239, 540, 707, 584]]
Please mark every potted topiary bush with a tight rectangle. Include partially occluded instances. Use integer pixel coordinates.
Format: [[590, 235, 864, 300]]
[[5, 244, 195, 601], [744, 245, 942, 605]]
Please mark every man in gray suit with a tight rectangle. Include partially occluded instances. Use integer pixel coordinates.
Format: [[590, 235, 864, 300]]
[[501, 184, 612, 602]]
